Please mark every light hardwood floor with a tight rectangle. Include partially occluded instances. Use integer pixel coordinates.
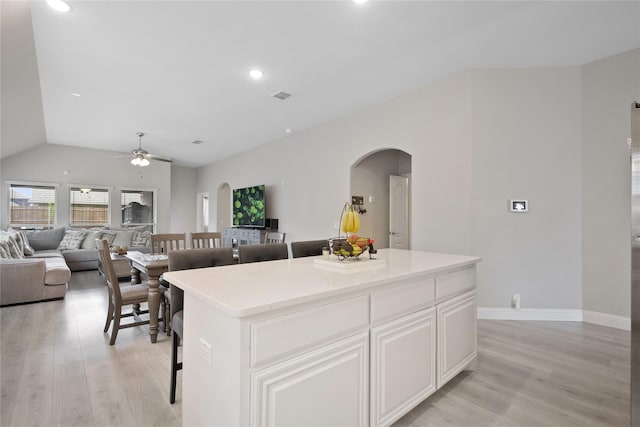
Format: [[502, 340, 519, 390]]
[[1, 271, 630, 427]]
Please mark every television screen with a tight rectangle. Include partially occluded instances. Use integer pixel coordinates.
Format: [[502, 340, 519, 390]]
[[233, 185, 266, 227]]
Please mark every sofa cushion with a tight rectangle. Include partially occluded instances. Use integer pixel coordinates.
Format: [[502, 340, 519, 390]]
[[43, 257, 72, 285], [62, 249, 98, 263], [26, 227, 65, 251], [57, 229, 88, 250], [31, 250, 65, 259]]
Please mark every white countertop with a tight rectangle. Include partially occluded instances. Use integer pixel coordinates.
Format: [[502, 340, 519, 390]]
[[162, 248, 480, 318]]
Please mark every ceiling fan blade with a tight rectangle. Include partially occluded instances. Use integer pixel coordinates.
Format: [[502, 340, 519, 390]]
[[146, 153, 173, 163]]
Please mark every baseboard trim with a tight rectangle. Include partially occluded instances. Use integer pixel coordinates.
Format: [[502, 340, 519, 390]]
[[582, 310, 630, 331], [478, 307, 630, 330], [477, 307, 582, 321]]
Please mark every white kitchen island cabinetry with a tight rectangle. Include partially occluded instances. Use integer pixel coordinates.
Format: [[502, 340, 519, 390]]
[[163, 249, 480, 427]]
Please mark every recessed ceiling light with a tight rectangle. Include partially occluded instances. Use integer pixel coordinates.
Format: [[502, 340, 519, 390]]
[[70, 92, 81, 97], [249, 69, 263, 79], [47, 0, 71, 12], [353, 0, 368, 4], [285, 128, 293, 134]]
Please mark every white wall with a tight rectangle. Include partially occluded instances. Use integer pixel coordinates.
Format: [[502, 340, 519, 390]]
[[470, 67, 583, 310], [1, 144, 172, 232], [197, 60, 636, 314], [196, 72, 473, 252], [581, 49, 640, 317], [170, 166, 197, 233]]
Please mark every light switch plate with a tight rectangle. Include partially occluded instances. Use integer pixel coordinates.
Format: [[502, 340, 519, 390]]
[[510, 199, 528, 212]]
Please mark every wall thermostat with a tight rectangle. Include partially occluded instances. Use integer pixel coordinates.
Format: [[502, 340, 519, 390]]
[[510, 200, 528, 212]]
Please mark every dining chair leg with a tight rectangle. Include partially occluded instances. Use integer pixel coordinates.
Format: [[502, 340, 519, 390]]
[[103, 296, 114, 333], [170, 332, 180, 404], [110, 302, 122, 345], [165, 300, 171, 336]]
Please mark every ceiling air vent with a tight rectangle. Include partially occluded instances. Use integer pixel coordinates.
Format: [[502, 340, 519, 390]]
[[271, 90, 293, 100]]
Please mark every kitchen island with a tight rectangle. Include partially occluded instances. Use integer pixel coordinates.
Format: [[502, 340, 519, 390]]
[[163, 248, 480, 427]]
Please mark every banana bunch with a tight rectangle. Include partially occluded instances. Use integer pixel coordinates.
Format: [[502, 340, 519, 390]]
[[340, 204, 360, 234]]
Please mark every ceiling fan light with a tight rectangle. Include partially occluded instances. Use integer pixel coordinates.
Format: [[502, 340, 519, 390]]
[[139, 158, 150, 167], [131, 157, 141, 166]]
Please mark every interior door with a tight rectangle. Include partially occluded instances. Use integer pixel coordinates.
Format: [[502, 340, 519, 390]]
[[196, 192, 209, 232], [389, 175, 409, 249]]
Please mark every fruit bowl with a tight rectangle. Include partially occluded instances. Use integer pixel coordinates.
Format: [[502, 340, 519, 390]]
[[330, 236, 370, 261]]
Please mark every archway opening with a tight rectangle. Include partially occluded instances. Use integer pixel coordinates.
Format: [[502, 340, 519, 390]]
[[350, 149, 412, 249]]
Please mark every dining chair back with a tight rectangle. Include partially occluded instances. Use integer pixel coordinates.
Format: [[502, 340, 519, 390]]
[[167, 247, 234, 404], [291, 239, 330, 258], [238, 243, 289, 264], [151, 233, 186, 335], [151, 233, 187, 254], [97, 239, 150, 345], [191, 231, 222, 249], [264, 231, 286, 244]]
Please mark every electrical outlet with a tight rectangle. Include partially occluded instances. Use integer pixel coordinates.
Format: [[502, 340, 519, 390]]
[[199, 338, 212, 366], [512, 294, 521, 310]]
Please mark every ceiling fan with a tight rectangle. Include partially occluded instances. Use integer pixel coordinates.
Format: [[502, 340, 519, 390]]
[[130, 132, 172, 166]]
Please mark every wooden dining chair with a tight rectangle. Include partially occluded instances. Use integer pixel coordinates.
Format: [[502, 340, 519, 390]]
[[291, 239, 330, 258], [97, 239, 150, 345], [238, 243, 289, 264], [167, 247, 234, 404], [191, 232, 222, 249], [151, 233, 187, 254], [264, 231, 286, 244], [151, 233, 186, 334]]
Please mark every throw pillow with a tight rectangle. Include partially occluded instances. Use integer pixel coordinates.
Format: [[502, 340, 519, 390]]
[[100, 229, 117, 245], [57, 229, 88, 251], [0, 242, 11, 259], [0, 231, 24, 259], [111, 231, 133, 247], [131, 231, 151, 247], [7, 227, 35, 256], [81, 229, 104, 249]]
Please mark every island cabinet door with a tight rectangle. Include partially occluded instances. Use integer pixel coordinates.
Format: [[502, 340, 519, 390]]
[[370, 307, 437, 427], [436, 290, 477, 389], [249, 332, 369, 427]]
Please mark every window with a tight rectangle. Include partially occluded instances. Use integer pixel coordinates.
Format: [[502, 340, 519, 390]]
[[70, 187, 109, 226], [121, 189, 156, 232], [9, 183, 57, 227]]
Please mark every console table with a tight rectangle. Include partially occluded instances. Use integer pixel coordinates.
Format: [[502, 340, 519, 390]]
[[163, 249, 480, 426]]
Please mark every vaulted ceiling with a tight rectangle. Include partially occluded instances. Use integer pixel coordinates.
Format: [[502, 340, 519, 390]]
[[2, 1, 639, 167]]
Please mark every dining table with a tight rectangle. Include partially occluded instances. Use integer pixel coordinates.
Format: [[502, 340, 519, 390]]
[[124, 251, 169, 343]]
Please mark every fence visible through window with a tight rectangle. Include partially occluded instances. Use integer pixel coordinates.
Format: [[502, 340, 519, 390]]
[[9, 184, 56, 227], [70, 187, 109, 226]]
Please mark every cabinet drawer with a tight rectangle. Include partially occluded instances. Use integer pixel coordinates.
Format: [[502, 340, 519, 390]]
[[435, 266, 476, 302], [370, 278, 435, 324], [250, 295, 369, 366]]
